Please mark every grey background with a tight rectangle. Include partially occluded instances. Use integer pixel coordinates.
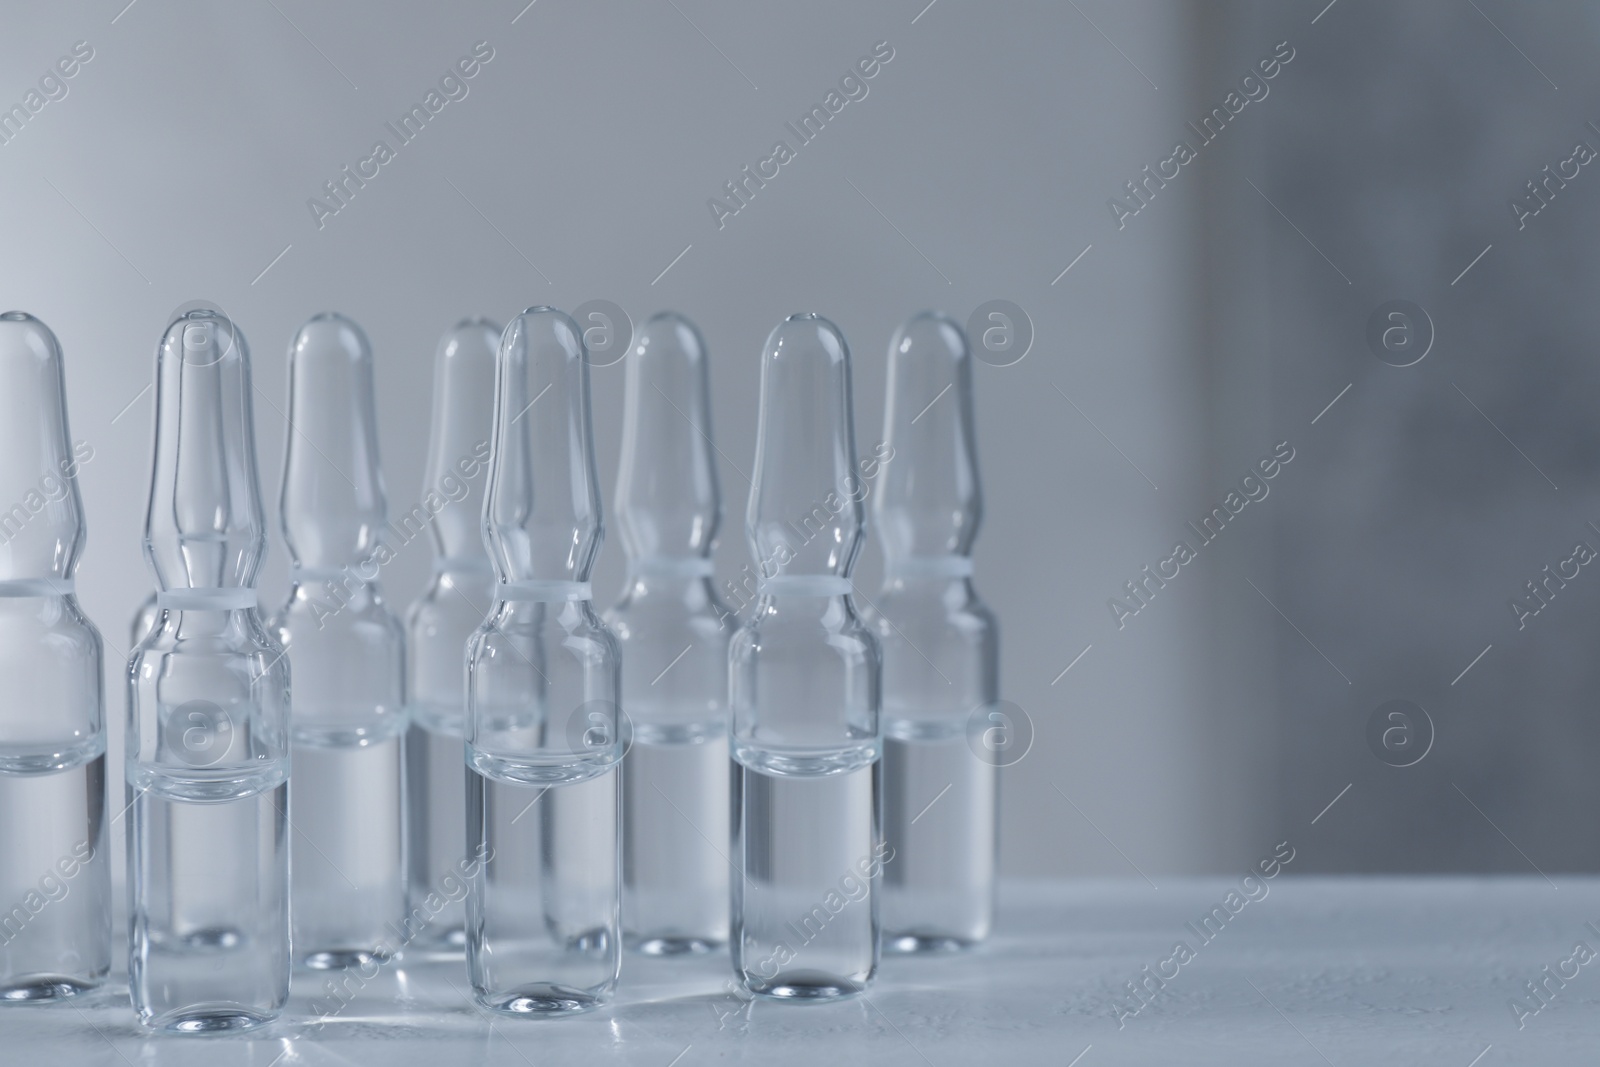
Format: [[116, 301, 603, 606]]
[[0, 0, 1585, 878]]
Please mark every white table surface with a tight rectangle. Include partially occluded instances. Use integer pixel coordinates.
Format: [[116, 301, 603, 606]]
[[5, 877, 1596, 1065]]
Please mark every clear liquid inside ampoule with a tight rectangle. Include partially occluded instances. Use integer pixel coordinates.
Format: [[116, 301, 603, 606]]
[[291, 720, 406, 969], [624, 722, 730, 954], [128, 759, 289, 1033], [0, 748, 110, 1002], [733, 744, 880, 1000], [405, 711, 468, 950], [467, 763, 620, 1015], [881, 716, 995, 951]]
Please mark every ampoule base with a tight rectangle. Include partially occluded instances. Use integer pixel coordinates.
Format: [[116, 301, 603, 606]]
[[479, 985, 607, 1017], [732, 750, 882, 1002], [884, 933, 975, 955], [626, 935, 722, 957], [467, 762, 620, 1018], [747, 974, 866, 1001], [290, 726, 406, 971], [144, 1004, 278, 1035], [0, 749, 110, 1003], [622, 725, 730, 956], [405, 718, 470, 953], [880, 718, 995, 953], [0, 976, 99, 1003], [302, 948, 388, 971], [128, 764, 290, 1033]]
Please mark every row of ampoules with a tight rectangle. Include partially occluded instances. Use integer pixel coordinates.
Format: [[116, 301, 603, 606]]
[[0, 304, 998, 1030]]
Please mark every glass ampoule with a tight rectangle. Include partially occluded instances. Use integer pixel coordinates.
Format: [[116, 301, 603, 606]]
[[0, 312, 110, 1003], [604, 312, 734, 955], [270, 313, 405, 970], [127, 308, 290, 1032], [404, 318, 498, 950], [871, 313, 998, 952], [466, 307, 622, 1015], [730, 314, 883, 1001], [132, 591, 158, 647]]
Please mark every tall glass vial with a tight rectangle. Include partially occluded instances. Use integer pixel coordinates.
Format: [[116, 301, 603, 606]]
[[730, 314, 883, 1001], [0, 312, 110, 1003], [872, 313, 998, 952], [271, 313, 406, 969], [405, 319, 497, 950], [466, 308, 622, 1015], [605, 312, 734, 955], [127, 308, 290, 1032]]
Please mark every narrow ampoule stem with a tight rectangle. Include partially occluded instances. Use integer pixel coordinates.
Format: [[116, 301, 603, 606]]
[[128, 307, 290, 1034], [729, 314, 883, 1001], [872, 312, 999, 953], [466, 307, 622, 1015], [0, 312, 110, 1004], [406, 318, 499, 950], [607, 312, 734, 955], [273, 312, 405, 971]]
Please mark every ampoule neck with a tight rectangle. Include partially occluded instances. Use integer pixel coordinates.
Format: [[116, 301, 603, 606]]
[[619, 556, 718, 606], [748, 578, 861, 630], [291, 562, 381, 593], [153, 589, 262, 640], [882, 554, 973, 586], [156, 588, 260, 612], [758, 575, 855, 600], [484, 307, 604, 588], [626, 555, 715, 582], [427, 557, 493, 603]]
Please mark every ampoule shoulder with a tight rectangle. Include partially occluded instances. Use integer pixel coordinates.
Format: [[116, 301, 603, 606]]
[[0, 593, 101, 648], [405, 571, 492, 642], [134, 609, 284, 657], [732, 593, 878, 656], [870, 576, 996, 637], [273, 579, 402, 641]]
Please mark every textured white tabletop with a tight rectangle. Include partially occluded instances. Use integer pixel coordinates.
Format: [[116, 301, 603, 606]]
[[5, 877, 1596, 1065]]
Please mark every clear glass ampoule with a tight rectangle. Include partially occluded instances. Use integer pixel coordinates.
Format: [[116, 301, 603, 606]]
[[270, 313, 406, 970], [405, 318, 498, 951], [730, 313, 883, 1001], [132, 591, 158, 647], [466, 307, 622, 1015], [0, 312, 110, 1003], [127, 308, 290, 1032], [871, 312, 998, 952], [605, 312, 734, 955]]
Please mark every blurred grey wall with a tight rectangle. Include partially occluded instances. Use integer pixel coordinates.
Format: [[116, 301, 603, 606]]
[[7, 0, 1582, 881], [1213, 0, 1600, 873]]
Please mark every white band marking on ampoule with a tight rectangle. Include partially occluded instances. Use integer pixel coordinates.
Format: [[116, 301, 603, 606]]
[[498, 580, 592, 602], [759, 575, 852, 596], [157, 589, 258, 610], [886, 556, 974, 579], [628, 557, 715, 580], [0, 578, 74, 597]]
